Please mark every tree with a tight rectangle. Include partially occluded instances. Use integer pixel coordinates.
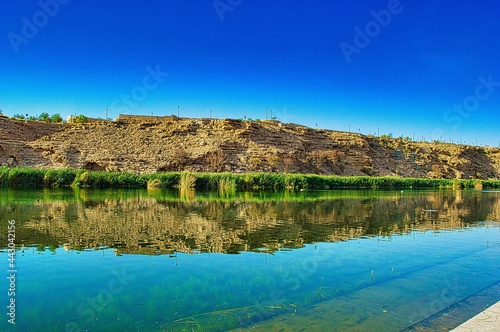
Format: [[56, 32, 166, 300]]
[[38, 112, 51, 122], [74, 114, 88, 123], [12, 114, 25, 120], [51, 113, 63, 123]]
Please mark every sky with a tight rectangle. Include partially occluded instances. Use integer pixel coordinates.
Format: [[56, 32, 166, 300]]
[[1, 0, 499, 146]]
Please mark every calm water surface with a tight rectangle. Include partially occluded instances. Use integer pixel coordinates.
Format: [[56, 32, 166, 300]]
[[0, 189, 499, 331]]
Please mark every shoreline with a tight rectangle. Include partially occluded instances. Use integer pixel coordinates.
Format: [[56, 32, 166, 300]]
[[1, 166, 500, 190]]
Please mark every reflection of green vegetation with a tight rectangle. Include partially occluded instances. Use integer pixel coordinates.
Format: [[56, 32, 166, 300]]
[[0, 186, 444, 206], [2, 187, 499, 255], [3, 166, 500, 190], [0, 185, 496, 208]]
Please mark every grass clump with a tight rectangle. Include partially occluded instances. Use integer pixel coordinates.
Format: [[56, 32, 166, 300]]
[[72, 170, 148, 188], [4, 167, 46, 187], [179, 172, 196, 189], [146, 172, 180, 189], [43, 169, 77, 187]]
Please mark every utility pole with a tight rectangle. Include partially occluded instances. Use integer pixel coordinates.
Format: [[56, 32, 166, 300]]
[[349, 124, 350, 133], [270, 109, 273, 119], [177, 105, 180, 117], [266, 108, 268, 120], [105, 108, 108, 120]]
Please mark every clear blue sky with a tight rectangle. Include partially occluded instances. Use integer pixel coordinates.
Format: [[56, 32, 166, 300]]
[[1, 0, 499, 146]]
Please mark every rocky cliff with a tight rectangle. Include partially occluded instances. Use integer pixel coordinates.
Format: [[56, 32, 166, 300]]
[[1, 115, 499, 179]]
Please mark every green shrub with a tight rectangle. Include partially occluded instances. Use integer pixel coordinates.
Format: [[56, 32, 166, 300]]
[[51, 113, 63, 123], [38, 112, 51, 122], [74, 114, 88, 123], [11, 114, 25, 120], [0, 166, 10, 186], [7, 167, 45, 187], [43, 169, 77, 187], [284, 174, 308, 190]]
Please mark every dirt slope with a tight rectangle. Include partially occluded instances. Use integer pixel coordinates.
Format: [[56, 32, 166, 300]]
[[1, 115, 499, 179]]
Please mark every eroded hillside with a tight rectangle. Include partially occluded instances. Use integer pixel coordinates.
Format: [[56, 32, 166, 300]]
[[1, 115, 499, 179]]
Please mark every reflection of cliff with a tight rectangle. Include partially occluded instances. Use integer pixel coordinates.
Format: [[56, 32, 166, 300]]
[[485, 192, 500, 221], [4, 191, 500, 254]]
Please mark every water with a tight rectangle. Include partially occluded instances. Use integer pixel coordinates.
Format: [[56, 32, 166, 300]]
[[0, 189, 499, 331]]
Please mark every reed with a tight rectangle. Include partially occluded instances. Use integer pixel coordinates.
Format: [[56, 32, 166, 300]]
[[218, 175, 237, 194], [179, 172, 196, 190], [43, 169, 77, 187], [0, 166, 9, 186], [146, 178, 163, 189], [145, 172, 180, 189], [71, 170, 149, 188], [451, 179, 463, 190], [473, 181, 483, 190], [1, 166, 500, 190], [2, 167, 46, 187]]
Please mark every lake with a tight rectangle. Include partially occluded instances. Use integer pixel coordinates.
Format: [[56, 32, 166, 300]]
[[1, 188, 499, 331]]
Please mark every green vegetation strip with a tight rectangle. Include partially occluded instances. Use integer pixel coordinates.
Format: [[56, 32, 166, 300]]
[[1, 166, 499, 190]]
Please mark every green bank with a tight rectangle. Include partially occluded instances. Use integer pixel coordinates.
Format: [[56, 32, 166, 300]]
[[1, 166, 500, 190]]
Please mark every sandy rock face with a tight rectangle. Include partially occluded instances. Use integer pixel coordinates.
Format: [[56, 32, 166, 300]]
[[1, 115, 500, 179]]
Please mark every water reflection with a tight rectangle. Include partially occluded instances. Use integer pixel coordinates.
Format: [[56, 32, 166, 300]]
[[1, 189, 499, 255]]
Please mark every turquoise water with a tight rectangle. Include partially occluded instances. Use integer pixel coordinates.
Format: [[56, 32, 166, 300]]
[[1, 189, 499, 331]]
